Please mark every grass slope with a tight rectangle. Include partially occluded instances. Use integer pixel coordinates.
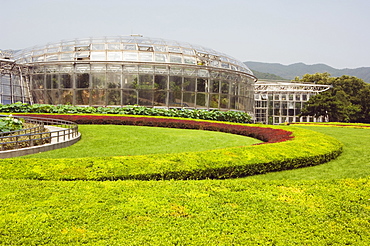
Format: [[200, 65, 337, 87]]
[[248, 126, 370, 180], [0, 125, 369, 245], [20, 125, 261, 158]]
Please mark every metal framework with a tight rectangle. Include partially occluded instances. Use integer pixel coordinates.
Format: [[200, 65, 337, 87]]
[[254, 80, 332, 124]]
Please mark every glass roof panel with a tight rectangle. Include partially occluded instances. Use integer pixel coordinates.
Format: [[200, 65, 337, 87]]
[[14, 35, 254, 76]]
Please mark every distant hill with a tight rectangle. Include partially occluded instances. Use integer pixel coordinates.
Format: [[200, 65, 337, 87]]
[[250, 70, 286, 80], [245, 61, 370, 83]]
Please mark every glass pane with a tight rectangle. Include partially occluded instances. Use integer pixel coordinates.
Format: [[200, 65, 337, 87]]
[[154, 75, 167, 90], [139, 74, 153, 89], [230, 96, 236, 109], [32, 74, 44, 89], [107, 65, 122, 72], [138, 90, 153, 106], [60, 53, 73, 61], [90, 52, 106, 60], [155, 66, 168, 74], [169, 54, 182, 63], [60, 65, 73, 73], [32, 90, 46, 104], [154, 91, 166, 106], [75, 64, 90, 73], [76, 90, 90, 105], [153, 45, 166, 52], [196, 93, 207, 107], [139, 65, 154, 74], [182, 92, 195, 107], [123, 52, 138, 61], [46, 74, 58, 89], [183, 56, 196, 65], [107, 90, 121, 105], [169, 76, 182, 91], [210, 94, 219, 108], [91, 44, 105, 50], [168, 91, 182, 107], [61, 46, 74, 52], [122, 90, 137, 105], [46, 90, 59, 104], [197, 78, 207, 92], [211, 80, 219, 93], [123, 74, 138, 89], [107, 43, 121, 50], [220, 95, 229, 109], [104, 51, 121, 61], [221, 81, 229, 94], [123, 65, 138, 74], [168, 46, 181, 53], [91, 64, 106, 72], [169, 67, 182, 75], [60, 90, 73, 104], [184, 77, 196, 91], [45, 54, 59, 61], [92, 73, 106, 89], [123, 44, 136, 50], [139, 52, 153, 62], [76, 73, 90, 88], [60, 74, 72, 88], [107, 73, 121, 88], [155, 53, 167, 62], [91, 89, 105, 105]]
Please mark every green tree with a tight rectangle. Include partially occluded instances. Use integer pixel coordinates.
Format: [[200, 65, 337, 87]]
[[296, 73, 370, 123]]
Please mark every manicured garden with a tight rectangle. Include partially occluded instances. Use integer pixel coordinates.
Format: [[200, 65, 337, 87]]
[[0, 112, 369, 245]]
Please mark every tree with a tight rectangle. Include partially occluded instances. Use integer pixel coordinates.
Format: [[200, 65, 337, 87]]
[[296, 73, 370, 123]]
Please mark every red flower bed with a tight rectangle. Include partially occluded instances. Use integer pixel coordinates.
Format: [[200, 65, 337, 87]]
[[18, 114, 294, 144]]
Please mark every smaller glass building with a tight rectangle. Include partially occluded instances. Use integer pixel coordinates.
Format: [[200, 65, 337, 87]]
[[254, 80, 331, 124], [0, 50, 32, 104]]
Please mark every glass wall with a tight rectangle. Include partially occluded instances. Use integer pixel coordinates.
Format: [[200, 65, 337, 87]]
[[29, 64, 254, 112]]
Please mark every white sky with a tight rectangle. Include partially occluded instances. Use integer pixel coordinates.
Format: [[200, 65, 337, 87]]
[[1, 0, 369, 69]]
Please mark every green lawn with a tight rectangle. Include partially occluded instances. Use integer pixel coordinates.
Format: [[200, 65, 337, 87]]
[[21, 125, 262, 158], [0, 125, 369, 245]]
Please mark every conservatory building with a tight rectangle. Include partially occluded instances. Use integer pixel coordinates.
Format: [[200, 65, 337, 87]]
[[7, 35, 256, 115], [0, 50, 32, 104]]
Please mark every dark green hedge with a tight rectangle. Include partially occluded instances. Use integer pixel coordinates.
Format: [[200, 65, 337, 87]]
[[0, 102, 251, 123]]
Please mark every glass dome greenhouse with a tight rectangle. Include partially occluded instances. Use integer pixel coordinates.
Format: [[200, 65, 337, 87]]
[[11, 35, 256, 113]]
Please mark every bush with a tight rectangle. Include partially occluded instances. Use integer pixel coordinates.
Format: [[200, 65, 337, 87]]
[[0, 115, 24, 133], [0, 102, 252, 123]]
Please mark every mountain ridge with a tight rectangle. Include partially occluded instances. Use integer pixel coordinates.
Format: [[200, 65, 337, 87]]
[[245, 61, 370, 83]]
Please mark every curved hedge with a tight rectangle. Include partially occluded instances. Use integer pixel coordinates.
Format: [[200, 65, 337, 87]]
[[0, 115, 343, 180]]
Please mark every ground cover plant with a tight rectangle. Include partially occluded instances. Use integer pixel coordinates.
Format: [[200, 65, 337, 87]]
[[0, 115, 342, 180], [0, 116, 368, 245]]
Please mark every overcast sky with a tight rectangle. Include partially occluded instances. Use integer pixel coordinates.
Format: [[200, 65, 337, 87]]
[[1, 0, 369, 69]]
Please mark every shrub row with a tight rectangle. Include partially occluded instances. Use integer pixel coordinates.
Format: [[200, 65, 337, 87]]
[[0, 115, 343, 180], [0, 102, 252, 123]]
